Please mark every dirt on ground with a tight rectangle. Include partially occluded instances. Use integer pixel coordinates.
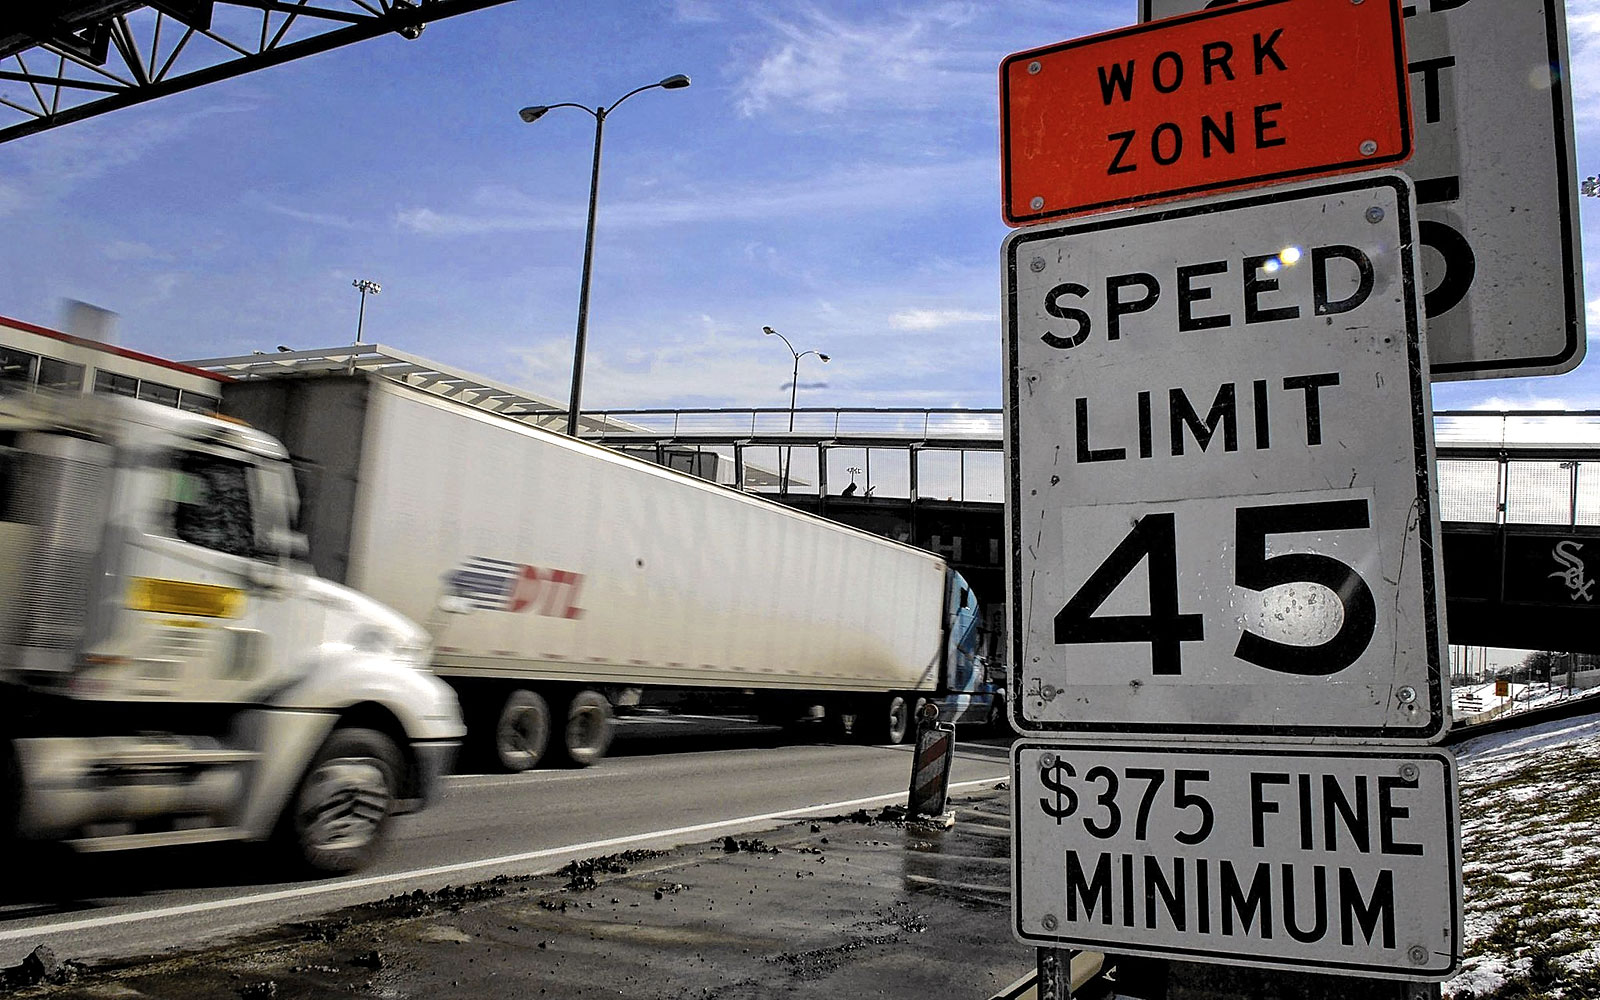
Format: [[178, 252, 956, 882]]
[[1, 787, 1033, 1000]]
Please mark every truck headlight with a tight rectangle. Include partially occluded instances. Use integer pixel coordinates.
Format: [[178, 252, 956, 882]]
[[347, 625, 431, 669]]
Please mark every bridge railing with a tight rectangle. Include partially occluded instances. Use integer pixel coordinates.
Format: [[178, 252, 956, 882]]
[[585, 408, 1600, 522], [583, 407, 1007, 441]]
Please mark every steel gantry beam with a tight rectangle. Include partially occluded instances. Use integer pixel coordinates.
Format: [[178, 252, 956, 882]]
[[0, 0, 513, 144]]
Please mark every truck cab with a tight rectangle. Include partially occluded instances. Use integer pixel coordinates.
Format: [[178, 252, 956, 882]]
[[0, 390, 463, 873]]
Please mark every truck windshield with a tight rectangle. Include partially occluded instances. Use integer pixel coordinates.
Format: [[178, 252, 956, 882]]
[[170, 451, 257, 559]]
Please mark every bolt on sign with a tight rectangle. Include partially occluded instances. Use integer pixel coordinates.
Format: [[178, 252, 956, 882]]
[[1012, 741, 1461, 978], [1003, 173, 1446, 742], [1142, 0, 1585, 379], [999, 0, 1412, 225]]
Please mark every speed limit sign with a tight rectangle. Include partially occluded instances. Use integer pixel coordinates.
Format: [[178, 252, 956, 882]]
[[1003, 173, 1446, 742]]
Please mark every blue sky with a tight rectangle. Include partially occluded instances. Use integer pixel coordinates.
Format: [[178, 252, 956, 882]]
[[0, 0, 1595, 414]]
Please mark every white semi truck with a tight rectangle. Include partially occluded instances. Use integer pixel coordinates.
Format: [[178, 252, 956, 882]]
[[220, 371, 995, 771], [0, 389, 464, 872]]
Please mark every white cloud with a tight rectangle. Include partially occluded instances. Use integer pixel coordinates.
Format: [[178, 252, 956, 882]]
[[256, 198, 367, 231], [888, 307, 992, 330], [0, 99, 257, 204], [102, 239, 173, 263], [394, 158, 991, 236], [1568, 4, 1600, 128], [670, 0, 722, 23], [735, 3, 992, 118]]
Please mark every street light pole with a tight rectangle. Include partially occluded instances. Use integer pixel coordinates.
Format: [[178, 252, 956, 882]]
[[352, 278, 381, 343], [762, 325, 829, 493], [519, 74, 690, 437], [569, 107, 605, 439]]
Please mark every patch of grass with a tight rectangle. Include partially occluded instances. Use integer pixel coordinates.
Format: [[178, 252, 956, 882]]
[[1447, 737, 1600, 999]]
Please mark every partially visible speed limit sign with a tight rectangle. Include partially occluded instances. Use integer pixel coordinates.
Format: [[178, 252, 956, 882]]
[[1012, 741, 1461, 978], [1003, 173, 1446, 742]]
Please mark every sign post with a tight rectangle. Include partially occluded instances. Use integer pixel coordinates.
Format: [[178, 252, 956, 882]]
[[1141, 0, 1586, 379]]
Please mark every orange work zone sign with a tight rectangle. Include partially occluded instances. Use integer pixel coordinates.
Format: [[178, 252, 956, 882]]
[[1000, 0, 1412, 225]]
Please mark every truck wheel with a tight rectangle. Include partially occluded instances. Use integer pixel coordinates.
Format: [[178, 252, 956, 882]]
[[286, 727, 401, 875], [495, 689, 552, 772], [863, 695, 911, 745], [558, 690, 613, 767]]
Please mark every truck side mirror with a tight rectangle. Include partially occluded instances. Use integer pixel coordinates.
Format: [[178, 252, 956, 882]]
[[268, 527, 309, 560]]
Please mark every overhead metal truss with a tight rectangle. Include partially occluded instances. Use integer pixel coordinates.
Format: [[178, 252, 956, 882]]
[[0, 0, 513, 144]]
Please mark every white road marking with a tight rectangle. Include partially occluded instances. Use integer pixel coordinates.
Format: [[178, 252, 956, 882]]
[[0, 775, 1007, 942]]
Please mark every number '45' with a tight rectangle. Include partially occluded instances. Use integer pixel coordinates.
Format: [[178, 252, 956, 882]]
[[1052, 499, 1377, 676]]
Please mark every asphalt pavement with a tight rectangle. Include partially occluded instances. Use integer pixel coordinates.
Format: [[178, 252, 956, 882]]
[[0, 780, 1035, 1000], [0, 723, 1016, 983]]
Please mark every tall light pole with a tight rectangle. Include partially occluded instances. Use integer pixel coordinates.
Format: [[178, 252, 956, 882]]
[[352, 279, 381, 343], [762, 325, 829, 493], [519, 73, 691, 437]]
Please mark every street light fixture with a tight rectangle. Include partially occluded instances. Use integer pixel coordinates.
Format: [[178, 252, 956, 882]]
[[762, 325, 830, 493], [352, 278, 381, 343], [519, 73, 691, 436]]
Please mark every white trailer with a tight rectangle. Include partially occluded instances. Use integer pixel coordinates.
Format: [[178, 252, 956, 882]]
[[223, 373, 992, 770]]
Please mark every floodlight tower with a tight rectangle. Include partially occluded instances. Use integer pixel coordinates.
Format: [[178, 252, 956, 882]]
[[352, 278, 382, 343]]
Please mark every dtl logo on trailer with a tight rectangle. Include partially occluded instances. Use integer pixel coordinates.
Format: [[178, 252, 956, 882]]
[[447, 556, 585, 618]]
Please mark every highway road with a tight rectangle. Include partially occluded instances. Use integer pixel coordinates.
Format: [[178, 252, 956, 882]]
[[0, 719, 1012, 968]]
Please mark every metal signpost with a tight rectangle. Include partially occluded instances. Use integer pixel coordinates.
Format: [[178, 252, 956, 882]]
[[1142, 0, 1585, 379], [1013, 741, 1460, 977], [1002, 0, 1412, 224], [1005, 174, 1445, 743]]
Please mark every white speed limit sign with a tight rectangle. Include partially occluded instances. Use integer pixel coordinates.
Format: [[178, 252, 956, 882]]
[[1003, 174, 1446, 742]]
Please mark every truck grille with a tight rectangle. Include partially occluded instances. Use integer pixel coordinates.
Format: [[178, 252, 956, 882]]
[[4, 444, 109, 655]]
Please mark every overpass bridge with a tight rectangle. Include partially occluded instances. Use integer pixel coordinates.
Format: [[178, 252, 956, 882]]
[[190, 346, 1600, 659], [576, 406, 1600, 658]]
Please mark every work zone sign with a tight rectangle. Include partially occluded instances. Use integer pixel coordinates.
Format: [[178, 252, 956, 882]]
[[1012, 741, 1460, 978], [1003, 173, 1446, 741], [1000, 0, 1411, 223]]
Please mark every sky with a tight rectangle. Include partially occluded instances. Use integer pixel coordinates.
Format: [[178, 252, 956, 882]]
[[0, 0, 1596, 416]]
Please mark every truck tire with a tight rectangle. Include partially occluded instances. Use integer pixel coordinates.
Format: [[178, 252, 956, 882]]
[[862, 694, 911, 745], [495, 689, 552, 773], [285, 727, 401, 875], [557, 690, 613, 767]]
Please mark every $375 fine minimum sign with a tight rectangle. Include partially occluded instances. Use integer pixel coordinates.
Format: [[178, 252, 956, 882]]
[[1012, 741, 1461, 979], [1003, 173, 1445, 741]]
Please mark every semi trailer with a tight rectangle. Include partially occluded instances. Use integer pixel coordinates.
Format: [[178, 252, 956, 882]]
[[0, 388, 463, 872], [220, 371, 997, 771]]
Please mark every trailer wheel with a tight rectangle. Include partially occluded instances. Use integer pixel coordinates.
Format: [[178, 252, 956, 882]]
[[863, 694, 911, 745], [557, 690, 613, 767], [285, 727, 401, 875], [495, 689, 552, 772]]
